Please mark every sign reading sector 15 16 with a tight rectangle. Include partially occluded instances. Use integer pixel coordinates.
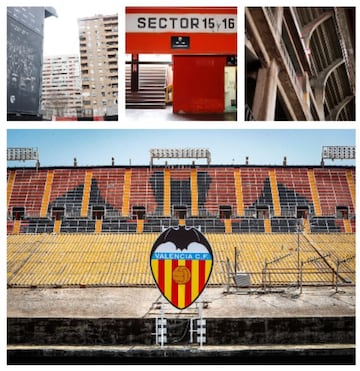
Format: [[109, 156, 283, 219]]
[[127, 14, 237, 33], [150, 226, 213, 310]]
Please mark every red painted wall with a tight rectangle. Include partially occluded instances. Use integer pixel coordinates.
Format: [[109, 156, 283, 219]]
[[173, 55, 226, 113], [126, 7, 237, 55]]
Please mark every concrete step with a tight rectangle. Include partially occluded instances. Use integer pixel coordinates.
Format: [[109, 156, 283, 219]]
[[125, 64, 168, 109], [7, 344, 356, 365]]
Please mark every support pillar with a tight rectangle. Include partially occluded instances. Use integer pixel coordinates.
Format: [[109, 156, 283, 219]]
[[311, 58, 344, 121], [313, 85, 325, 121], [252, 59, 279, 120], [301, 11, 333, 51], [131, 53, 139, 92], [326, 95, 354, 121], [273, 7, 284, 36], [299, 72, 311, 110]]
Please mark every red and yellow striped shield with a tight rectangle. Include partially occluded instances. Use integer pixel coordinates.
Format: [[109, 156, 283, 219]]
[[150, 226, 213, 309]]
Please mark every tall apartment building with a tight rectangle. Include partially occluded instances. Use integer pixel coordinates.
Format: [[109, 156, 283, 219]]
[[78, 13, 118, 119], [245, 7, 355, 121], [41, 55, 82, 119]]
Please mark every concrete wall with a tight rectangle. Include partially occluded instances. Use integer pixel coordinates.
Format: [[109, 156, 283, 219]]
[[8, 316, 355, 346], [206, 317, 355, 345]]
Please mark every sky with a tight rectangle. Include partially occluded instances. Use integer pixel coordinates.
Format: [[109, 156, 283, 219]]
[[42, 0, 120, 56], [6, 129, 356, 168]]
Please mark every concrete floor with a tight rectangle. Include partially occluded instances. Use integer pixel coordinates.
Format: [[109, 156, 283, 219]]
[[7, 286, 355, 319], [125, 106, 237, 122]]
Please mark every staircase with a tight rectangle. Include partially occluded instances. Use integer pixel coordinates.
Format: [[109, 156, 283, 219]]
[[163, 169, 171, 217], [136, 219, 144, 233], [13, 220, 21, 234], [191, 169, 198, 217], [264, 219, 271, 233], [81, 171, 92, 218], [343, 219, 352, 233], [95, 219, 102, 233], [269, 169, 281, 217], [54, 220, 61, 234], [122, 169, 132, 217], [303, 218, 311, 234], [7, 170, 16, 207], [346, 169, 355, 208], [308, 169, 322, 216], [234, 168, 244, 217], [224, 219, 232, 233], [40, 171, 54, 218], [126, 64, 167, 108]]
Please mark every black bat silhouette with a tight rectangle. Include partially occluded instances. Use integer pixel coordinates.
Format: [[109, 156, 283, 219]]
[[151, 225, 213, 252]]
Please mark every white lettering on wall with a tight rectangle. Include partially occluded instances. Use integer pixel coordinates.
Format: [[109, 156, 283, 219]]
[[126, 14, 237, 33]]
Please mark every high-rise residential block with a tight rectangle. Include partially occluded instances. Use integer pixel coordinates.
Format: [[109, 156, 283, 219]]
[[78, 13, 118, 119], [41, 55, 82, 120]]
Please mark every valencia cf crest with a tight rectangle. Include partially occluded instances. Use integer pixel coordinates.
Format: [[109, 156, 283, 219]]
[[150, 226, 213, 310]]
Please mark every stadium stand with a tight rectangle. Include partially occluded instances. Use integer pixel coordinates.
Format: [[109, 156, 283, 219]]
[[7, 164, 355, 289], [7, 165, 355, 228]]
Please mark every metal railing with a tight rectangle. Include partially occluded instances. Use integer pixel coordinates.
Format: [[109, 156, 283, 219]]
[[333, 8, 354, 93], [223, 265, 355, 293]]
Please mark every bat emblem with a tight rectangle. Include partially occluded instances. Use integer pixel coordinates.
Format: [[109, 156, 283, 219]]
[[150, 226, 213, 309]]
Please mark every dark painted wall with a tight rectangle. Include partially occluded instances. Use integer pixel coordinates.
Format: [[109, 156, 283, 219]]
[[8, 316, 355, 346]]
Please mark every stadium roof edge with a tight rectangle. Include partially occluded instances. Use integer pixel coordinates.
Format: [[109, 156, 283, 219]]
[[7, 164, 355, 171]]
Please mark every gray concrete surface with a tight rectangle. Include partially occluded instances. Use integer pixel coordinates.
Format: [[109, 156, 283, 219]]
[[125, 105, 237, 121], [7, 343, 356, 365], [7, 286, 355, 318]]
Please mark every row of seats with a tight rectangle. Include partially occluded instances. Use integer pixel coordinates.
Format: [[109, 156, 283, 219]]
[[7, 166, 355, 222], [7, 232, 355, 288], [7, 217, 355, 234]]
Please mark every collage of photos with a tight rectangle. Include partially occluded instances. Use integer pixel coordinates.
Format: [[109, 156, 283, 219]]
[[5, 1, 356, 366]]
